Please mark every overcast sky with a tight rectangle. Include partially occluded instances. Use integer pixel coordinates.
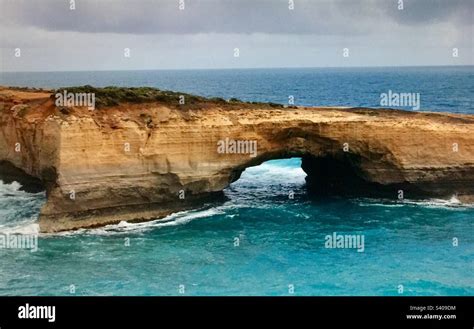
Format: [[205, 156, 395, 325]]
[[0, 0, 472, 72]]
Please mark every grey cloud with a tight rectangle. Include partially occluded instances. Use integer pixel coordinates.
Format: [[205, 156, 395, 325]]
[[1, 0, 470, 35], [382, 0, 473, 26]]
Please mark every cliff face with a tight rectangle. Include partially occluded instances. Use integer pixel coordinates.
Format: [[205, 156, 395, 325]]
[[1, 87, 473, 232], [0, 89, 60, 191]]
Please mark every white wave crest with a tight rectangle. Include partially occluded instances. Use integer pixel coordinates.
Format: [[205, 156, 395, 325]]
[[0, 180, 45, 198], [47, 207, 227, 237], [357, 195, 473, 210], [234, 160, 306, 186]]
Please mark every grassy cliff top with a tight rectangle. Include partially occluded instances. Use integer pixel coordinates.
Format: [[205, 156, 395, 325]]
[[54, 85, 207, 108], [53, 85, 286, 109]]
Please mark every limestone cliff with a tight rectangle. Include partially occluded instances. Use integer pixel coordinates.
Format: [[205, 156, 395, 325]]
[[1, 86, 473, 232]]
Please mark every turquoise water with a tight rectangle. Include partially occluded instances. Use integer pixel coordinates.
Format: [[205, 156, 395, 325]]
[[0, 67, 473, 295], [0, 159, 473, 296]]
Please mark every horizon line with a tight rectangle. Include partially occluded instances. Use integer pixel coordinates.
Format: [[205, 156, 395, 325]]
[[2, 64, 473, 74]]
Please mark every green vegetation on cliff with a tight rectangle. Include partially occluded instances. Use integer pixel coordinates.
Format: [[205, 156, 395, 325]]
[[52, 85, 286, 109], [53, 85, 210, 108]]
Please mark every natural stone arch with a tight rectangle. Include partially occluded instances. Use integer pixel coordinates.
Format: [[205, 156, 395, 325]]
[[1, 87, 473, 232]]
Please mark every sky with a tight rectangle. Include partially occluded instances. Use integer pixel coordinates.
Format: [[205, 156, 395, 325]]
[[0, 0, 472, 72]]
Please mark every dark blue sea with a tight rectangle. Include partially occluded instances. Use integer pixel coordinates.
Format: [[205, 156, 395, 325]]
[[0, 67, 473, 295]]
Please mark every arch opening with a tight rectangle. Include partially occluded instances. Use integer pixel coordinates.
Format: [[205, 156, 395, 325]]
[[0, 161, 46, 231], [0, 161, 45, 193], [225, 151, 413, 200]]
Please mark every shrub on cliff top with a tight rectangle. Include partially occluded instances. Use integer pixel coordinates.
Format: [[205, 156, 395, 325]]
[[52, 85, 207, 108], [51, 85, 286, 109]]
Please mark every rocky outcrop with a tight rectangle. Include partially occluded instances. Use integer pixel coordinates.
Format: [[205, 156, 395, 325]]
[[1, 86, 473, 232]]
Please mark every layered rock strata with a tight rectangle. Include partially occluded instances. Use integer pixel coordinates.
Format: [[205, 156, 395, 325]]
[[1, 87, 473, 232]]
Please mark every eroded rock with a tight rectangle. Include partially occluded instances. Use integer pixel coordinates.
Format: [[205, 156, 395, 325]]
[[0, 86, 473, 232]]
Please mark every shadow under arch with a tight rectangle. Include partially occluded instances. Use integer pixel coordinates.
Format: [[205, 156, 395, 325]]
[[225, 148, 424, 201], [0, 160, 45, 193]]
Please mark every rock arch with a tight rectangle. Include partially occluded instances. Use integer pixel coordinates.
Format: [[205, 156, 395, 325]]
[[1, 87, 473, 232]]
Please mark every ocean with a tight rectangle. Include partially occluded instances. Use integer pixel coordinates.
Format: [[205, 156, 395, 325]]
[[0, 67, 473, 296]]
